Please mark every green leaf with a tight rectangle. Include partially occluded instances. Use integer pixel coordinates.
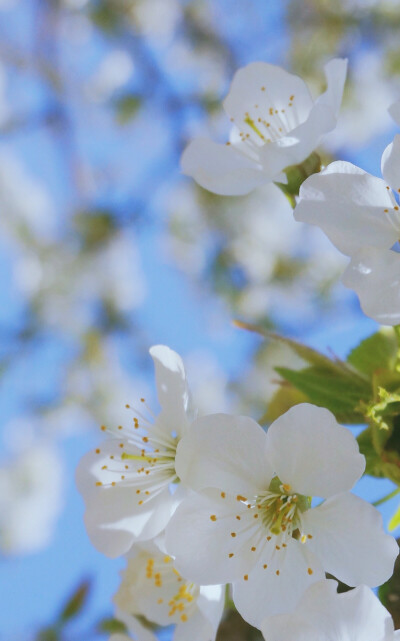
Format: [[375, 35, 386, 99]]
[[379, 539, 400, 628], [263, 385, 309, 424], [275, 151, 322, 200], [275, 366, 370, 423], [36, 628, 59, 641], [59, 579, 91, 623], [114, 94, 141, 125], [97, 618, 127, 634], [234, 320, 367, 381], [389, 504, 400, 532], [347, 329, 399, 377]]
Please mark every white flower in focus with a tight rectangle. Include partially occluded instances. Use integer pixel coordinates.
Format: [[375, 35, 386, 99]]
[[181, 59, 347, 196], [294, 135, 400, 324], [165, 404, 398, 627], [113, 543, 224, 641], [0, 444, 63, 555], [76, 345, 196, 558], [261, 579, 400, 641]]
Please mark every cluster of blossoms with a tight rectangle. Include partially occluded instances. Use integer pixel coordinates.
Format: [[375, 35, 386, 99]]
[[77, 58, 400, 640], [77, 346, 398, 640]]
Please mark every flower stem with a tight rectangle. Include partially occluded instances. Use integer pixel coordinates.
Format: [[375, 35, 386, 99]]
[[372, 486, 400, 507]]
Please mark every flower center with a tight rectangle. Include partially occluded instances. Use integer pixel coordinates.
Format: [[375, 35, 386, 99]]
[[255, 476, 311, 539]]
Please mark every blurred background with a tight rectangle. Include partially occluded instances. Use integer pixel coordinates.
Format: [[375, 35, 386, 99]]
[[1, 0, 400, 639]]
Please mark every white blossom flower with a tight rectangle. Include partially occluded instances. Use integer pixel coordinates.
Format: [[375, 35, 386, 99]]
[[294, 134, 400, 324], [165, 404, 398, 627], [113, 542, 224, 641], [260, 579, 400, 641], [0, 443, 63, 555], [181, 58, 347, 196], [76, 345, 195, 558]]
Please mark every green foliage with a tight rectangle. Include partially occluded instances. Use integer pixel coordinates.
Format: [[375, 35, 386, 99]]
[[237, 323, 400, 486], [347, 329, 399, 377], [389, 504, 400, 532], [97, 617, 128, 634], [114, 94, 142, 125], [379, 540, 400, 628], [275, 366, 370, 423], [59, 579, 91, 623], [275, 151, 322, 204]]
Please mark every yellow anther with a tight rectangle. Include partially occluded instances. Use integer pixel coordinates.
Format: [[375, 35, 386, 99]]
[[210, 515, 217, 521]]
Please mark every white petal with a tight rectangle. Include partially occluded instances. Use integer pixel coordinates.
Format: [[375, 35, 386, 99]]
[[150, 345, 190, 437], [295, 161, 399, 256], [197, 585, 225, 632], [232, 540, 324, 626], [315, 58, 348, 118], [265, 404, 365, 498], [181, 138, 266, 196], [381, 135, 400, 193], [116, 609, 158, 641], [223, 62, 313, 129], [302, 492, 399, 587], [175, 414, 272, 496], [342, 247, 400, 326], [261, 580, 394, 641], [83, 485, 176, 557], [165, 489, 259, 585], [173, 611, 213, 641], [389, 98, 400, 125]]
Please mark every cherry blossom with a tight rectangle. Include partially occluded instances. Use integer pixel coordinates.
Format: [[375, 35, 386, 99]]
[[260, 580, 400, 641], [181, 58, 347, 196], [113, 542, 224, 641], [294, 135, 400, 324], [165, 404, 398, 627], [76, 345, 195, 558]]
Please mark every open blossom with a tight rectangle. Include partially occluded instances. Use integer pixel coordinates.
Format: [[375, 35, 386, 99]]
[[181, 58, 347, 196], [261, 579, 400, 641], [165, 404, 398, 627], [113, 542, 224, 641], [76, 345, 195, 558], [294, 134, 400, 324]]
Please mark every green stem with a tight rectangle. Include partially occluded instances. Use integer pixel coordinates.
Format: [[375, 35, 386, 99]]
[[372, 486, 400, 507]]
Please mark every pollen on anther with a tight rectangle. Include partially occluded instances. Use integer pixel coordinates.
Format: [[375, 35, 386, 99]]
[[275, 545, 280, 550], [136, 489, 141, 494], [236, 515, 241, 520], [395, 206, 399, 211], [101, 465, 107, 470], [244, 575, 248, 581], [231, 532, 237, 538], [95, 448, 100, 454], [138, 500, 143, 505], [101, 425, 106, 431], [263, 564, 267, 569], [267, 536, 271, 541], [384, 209, 389, 212], [254, 513, 259, 519], [111, 482, 116, 487], [119, 443, 124, 448], [251, 546, 256, 552], [210, 515, 217, 521], [95, 481, 102, 486], [221, 492, 226, 498], [140, 398, 145, 402], [308, 568, 313, 575], [125, 404, 130, 408], [236, 494, 247, 502], [276, 570, 280, 576], [307, 534, 313, 539], [228, 553, 234, 558], [181, 614, 188, 622], [158, 598, 163, 604]]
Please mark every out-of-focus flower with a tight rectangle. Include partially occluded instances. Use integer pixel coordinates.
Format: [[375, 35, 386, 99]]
[[166, 404, 397, 627], [181, 59, 347, 195], [113, 542, 224, 641], [261, 579, 400, 641], [76, 345, 196, 558], [85, 51, 134, 103], [0, 443, 63, 555], [294, 135, 400, 324]]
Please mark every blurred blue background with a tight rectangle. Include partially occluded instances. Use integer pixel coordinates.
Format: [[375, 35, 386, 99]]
[[1, 0, 400, 639]]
